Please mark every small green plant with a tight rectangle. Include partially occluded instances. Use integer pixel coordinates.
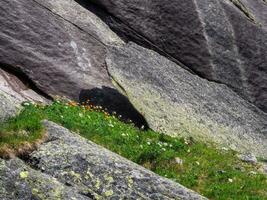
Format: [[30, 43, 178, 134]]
[[0, 101, 266, 199]]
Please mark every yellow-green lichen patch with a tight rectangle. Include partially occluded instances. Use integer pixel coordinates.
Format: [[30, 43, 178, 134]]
[[94, 178, 101, 190], [104, 190, 113, 197], [127, 176, 134, 188], [20, 171, 29, 179], [104, 175, 114, 184], [69, 171, 82, 183]]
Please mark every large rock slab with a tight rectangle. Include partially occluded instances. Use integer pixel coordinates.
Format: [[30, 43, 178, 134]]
[[106, 42, 267, 159], [34, 0, 124, 46], [0, 68, 47, 122], [0, 0, 122, 101], [0, 158, 90, 200], [89, 0, 267, 112], [28, 121, 206, 199]]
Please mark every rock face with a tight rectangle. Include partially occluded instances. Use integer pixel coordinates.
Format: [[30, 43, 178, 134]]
[[106, 42, 267, 159], [0, 0, 122, 101], [0, 0, 147, 125], [0, 68, 47, 122], [0, 158, 90, 200], [0, 121, 206, 200], [89, 0, 267, 112]]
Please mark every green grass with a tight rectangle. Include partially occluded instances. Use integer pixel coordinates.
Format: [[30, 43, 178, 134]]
[[1, 101, 267, 199]]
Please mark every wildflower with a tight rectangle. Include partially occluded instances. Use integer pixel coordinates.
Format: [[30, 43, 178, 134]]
[[169, 144, 173, 148], [162, 148, 166, 151], [22, 102, 30, 106], [60, 115, 64, 119], [228, 178, 233, 183], [147, 141, 151, 145], [69, 101, 77, 106], [108, 123, 114, 128]]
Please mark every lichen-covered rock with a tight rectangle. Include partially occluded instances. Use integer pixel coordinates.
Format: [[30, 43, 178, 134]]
[[0, 158, 91, 200], [0, 68, 47, 122], [89, 0, 267, 112], [28, 121, 206, 199], [106, 42, 267, 159]]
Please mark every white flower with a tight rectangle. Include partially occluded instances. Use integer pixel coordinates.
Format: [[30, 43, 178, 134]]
[[122, 133, 126, 137], [147, 142, 151, 145], [228, 178, 233, 183], [108, 124, 114, 128], [162, 148, 166, 151], [169, 144, 173, 147], [60, 115, 64, 119]]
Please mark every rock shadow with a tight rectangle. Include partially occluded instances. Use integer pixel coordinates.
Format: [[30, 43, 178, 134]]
[[79, 87, 148, 129]]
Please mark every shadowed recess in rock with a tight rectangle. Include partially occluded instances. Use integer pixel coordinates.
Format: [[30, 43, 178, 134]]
[[0, 64, 52, 100], [79, 87, 148, 129]]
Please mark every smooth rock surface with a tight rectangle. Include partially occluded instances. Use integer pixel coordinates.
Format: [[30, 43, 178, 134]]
[[106, 42, 267, 159], [28, 121, 206, 199], [89, 0, 267, 112], [0, 68, 47, 122], [0, 0, 112, 100], [34, 0, 124, 46]]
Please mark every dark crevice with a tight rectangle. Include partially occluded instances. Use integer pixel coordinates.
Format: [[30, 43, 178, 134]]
[[228, 0, 256, 22], [79, 86, 149, 129], [75, 0, 196, 74], [79, 191, 97, 200], [0, 64, 52, 100]]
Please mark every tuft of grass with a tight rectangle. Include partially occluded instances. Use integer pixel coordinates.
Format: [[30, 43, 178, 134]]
[[0, 104, 45, 158], [0, 101, 267, 199]]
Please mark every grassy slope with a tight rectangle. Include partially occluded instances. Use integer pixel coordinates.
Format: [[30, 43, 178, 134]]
[[0, 101, 266, 199]]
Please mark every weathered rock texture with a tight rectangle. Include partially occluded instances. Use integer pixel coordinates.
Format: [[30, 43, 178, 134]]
[[0, 0, 148, 125], [0, 158, 90, 200], [0, 0, 121, 101], [89, 0, 267, 112], [0, 121, 207, 199], [0, 68, 47, 122], [107, 42, 267, 159]]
